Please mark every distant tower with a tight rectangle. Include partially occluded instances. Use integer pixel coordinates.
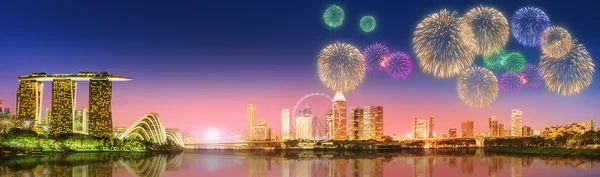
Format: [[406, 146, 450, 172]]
[[511, 109, 523, 136], [489, 116, 499, 137], [461, 121, 474, 138], [88, 79, 113, 137], [50, 79, 77, 135], [325, 110, 334, 139], [281, 109, 290, 140], [16, 80, 44, 127], [349, 107, 364, 140], [427, 117, 434, 138], [333, 91, 347, 140], [247, 104, 257, 140]]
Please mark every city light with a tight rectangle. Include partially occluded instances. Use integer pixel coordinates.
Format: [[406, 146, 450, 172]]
[[203, 126, 221, 142]]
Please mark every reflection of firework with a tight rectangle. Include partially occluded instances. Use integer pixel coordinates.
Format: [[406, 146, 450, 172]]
[[520, 64, 543, 88], [360, 16, 376, 32], [464, 6, 510, 55], [540, 43, 595, 96], [483, 48, 507, 71], [413, 10, 476, 78], [317, 42, 366, 92], [541, 26, 573, 58], [458, 66, 498, 108], [384, 52, 413, 80], [324, 5, 345, 27], [363, 43, 391, 73], [499, 72, 523, 93], [502, 52, 527, 73], [511, 7, 551, 47]]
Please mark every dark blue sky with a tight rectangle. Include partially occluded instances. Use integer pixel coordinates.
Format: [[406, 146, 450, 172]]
[[0, 0, 598, 133]]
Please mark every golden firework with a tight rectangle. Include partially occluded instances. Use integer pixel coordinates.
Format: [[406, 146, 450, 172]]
[[458, 66, 499, 108], [317, 42, 366, 92], [464, 6, 510, 55], [540, 26, 574, 58], [413, 10, 477, 78], [540, 42, 595, 96]]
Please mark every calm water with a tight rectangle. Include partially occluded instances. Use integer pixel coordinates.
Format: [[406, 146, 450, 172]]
[[1, 149, 600, 177]]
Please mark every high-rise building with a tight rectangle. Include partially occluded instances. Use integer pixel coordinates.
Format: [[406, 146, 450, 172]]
[[251, 126, 268, 140], [333, 91, 346, 140], [522, 126, 533, 136], [88, 79, 113, 137], [325, 110, 334, 139], [364, 106, 383, 139], [257, 118, 267, 127], [449, 128, 457, 138], [579, 120, 595, 131], [427, 117, 434, 139], [246, 104, 257, 140], [412, 118, 427, 139], [281, 109, 290, 140], [50, 79, 77, 135], [499, 123, 506, 137], [295, 114, 312, 140], [440, 133, 449, 138], [16, 80, 44, 127], [73, 109, 89, 134], [511, 109, 523, 136], [461, 121, 474, 138], [349, 107, 364, 140], [489, 116, 499, 137], [270, 129, 276, 140]]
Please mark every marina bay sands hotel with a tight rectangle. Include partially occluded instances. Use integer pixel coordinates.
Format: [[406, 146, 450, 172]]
[[17, 72, 131, 137]]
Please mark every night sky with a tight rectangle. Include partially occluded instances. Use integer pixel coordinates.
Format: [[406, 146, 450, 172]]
[[0, 0, 598, 139]]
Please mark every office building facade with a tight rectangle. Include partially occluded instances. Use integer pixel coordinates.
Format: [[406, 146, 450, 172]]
[[511, 109, 523, 136], [333, 91, 346, 140], [50, 79, 77, 135], [461, 121, 474, 138], [349, 107, 364, 140], [246, 104, 257, 140], [88, 79, 113, 137], [281, 109, 289, 140]]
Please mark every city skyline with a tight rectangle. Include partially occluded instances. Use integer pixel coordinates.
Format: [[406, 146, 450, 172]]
[[1, 0, 599, 138]]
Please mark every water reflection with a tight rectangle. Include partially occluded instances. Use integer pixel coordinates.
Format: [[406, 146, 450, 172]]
[[0, 149, 598, 177]]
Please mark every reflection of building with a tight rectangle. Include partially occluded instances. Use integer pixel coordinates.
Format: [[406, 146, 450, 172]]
[[349, 108, 364, 140], [511, 157, 523, 177], [247, 104, 257, 140], [511, 109, 523, 136], [488, 156, 507, 177], [412, 118, 427, 139], [72, 165, 89, 177], [412, 157, 433, 177], [461, 157, 474, 174], [427, 117, 434, 138], [281, 109, 289, 140], [349, 158, 384, 177], [461, 121, 474, 138], [449, 128, 457, 138], [333, 91, 347, 140], [50, 79, 77, 135], [489, 116, 499, 137]]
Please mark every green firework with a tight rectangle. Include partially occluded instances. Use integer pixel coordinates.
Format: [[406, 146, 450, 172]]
[[501, 52, 527, 73], [360, 16, 376, 32], [483, 48, 506, 71], [324, 5, 345, 28]]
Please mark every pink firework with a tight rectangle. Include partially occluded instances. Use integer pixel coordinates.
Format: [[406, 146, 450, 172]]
[[384, 51, 413, 80], [520, 64, 543, 88], [499, 72, 523, 93], [363, 43, 391, 73]]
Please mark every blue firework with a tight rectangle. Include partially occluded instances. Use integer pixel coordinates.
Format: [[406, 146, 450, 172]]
[[511, 7, 551, 47], [363, 43, 391, 73], [520, 64, 544, 89]]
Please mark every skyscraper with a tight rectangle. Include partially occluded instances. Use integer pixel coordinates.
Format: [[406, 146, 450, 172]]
[[412, 118, 427, 139], [499, 123, 506, 137], [522, 126, 533, 137], [511, 109, 523, 136], [333, 91, 346, 140], [461, 121, 474, 138], [281, 109, 289, 140], [349, 107, 364, 140], [16, 80, 44, 127], [295, 114, 312, 140], [50, 79, 77, 135], [427, 117, 434, 138], [88, 79, 113, 137], [325, 110, 334, 139], [247, 104, 257, 140], [489, 116, 499, 137], [364, 106, 383, 139], [449, 128, 457, 138]]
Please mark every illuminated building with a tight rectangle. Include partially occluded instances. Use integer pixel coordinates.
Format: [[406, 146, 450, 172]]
[[247, 104, 257, 140], [579, 120, 595, 131], [251, 127, 267, 141], [333, 91, 347, 140], [50, 79, 77, 135], [16, 80, 44, 127], [449, 128, 457, 138], [489, 116, 499, 137], [88, 79, 113, 137], [295, 114, 312, 140], [461, 121, 474, 138], [440, 133, 449, 138], [364, 105, 383, 139], [325, 110, 334, 138], [427, 117, 434, 139], [73, 109, 89, 134], [270, 129, 276, 140], [257, 118, 267, 127], [522, 126, 533, 136], [412, 118, 427, 139], [349, 107, 364, 140], [511, 109, 523, 136], [533, 130, 541, 136], [541, 120, 596, 138], [113, 126, 127, 137], [281, 109, 290, 140], [499, 123, 506, 137]]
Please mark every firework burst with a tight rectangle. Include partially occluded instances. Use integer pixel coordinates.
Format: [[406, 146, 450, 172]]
[[324, 5, 345, 28], [541, 26, 574, 58], [317, 42, 366, 92], [464, 6, 510, 55], [520, 64, 544, 88], [540, 42, 595, 96], [499, 72, 523, 93], [483, 48, 507, 71], [363, 43, 391, 73], [511, 7, 551, 47], [384, 51, 413, 80], [458, 66, 499, 108], [360, 16, 376, 32], [413, 10, 477, 78], [501, 52, 527, 73]]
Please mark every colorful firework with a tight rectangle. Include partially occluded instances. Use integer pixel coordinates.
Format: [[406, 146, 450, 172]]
[[360, 16, 376, 32], [483, 48, 507, 71], [499, 72, 523, 93], [384, 51, 413, 80], [540, 42, 595, 96], [520, 64, 544, 88], [541, 26, 574, 58], [511, 7, 551, 47], [324, 5, 345, 28], [413, 10, 476, 78], [363, 43, 391, 73], [317, 42, 366, 92], [458, 66, 499, 108], [464, 6, 510, 55], [501, 52, 527, 73]]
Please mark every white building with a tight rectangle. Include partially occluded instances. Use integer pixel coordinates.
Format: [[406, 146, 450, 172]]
[[295, 114, 312, 140], [247, 104, 257, 140], [281, 109, 290, 140], [511, 109, 523, 136]]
